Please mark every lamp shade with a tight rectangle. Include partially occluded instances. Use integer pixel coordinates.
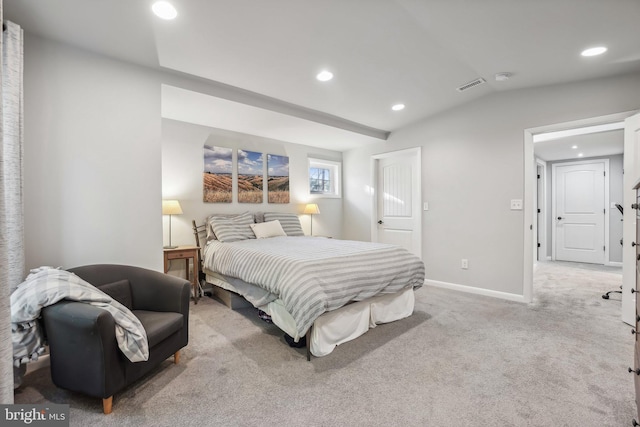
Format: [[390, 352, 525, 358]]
[[303, 203, 320, 215], [162, 200, 183, 215]]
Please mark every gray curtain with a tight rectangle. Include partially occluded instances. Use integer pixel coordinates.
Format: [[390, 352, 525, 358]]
[[0, 19, 25, 403]]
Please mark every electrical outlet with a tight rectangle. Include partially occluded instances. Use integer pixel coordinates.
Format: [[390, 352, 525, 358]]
[[461, 259, 468, 269], [510, 199, 523, 210]]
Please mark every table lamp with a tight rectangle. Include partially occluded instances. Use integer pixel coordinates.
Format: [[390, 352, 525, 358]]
[[303, 203, 320, 236], [162, 200, 183, 248]]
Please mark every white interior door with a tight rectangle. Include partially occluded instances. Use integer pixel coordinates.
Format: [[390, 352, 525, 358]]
[[372, 148, 421, 257], [536, 164, 543, 261], [553, 160, 607, 264], [623, 112, 640, 325]]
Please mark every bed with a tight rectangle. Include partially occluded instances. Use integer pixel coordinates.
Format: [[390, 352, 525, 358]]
[[196, 211, 425, 358]]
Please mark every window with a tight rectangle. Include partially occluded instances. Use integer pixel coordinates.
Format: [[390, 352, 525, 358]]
[[309, 167, 331, 193], [308, 158, 341, 198]]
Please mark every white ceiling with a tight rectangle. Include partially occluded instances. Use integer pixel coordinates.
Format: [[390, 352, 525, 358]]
[[161, 85, 383, 151], [5, 0, 640, 151], [534, 129, 623, 162]]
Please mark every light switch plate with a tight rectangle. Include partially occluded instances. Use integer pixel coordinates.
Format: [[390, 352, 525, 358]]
[[423, 202, 429, 211], [510, 199, 523, 210]]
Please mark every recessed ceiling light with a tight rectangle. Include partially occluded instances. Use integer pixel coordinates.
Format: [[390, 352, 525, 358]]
[[581, 46, 607, 57], [571, 145, 578, 149], [391, 104, 405, 111], [316, 70, 333, 82], [152, 1, 177, 20], [578, 153, 584, 157]]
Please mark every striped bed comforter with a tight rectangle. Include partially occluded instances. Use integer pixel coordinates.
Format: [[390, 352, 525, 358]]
[[203, 236, 425, 338]]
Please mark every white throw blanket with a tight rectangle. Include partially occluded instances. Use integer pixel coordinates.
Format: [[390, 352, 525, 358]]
[[10, 267, 149, 366]]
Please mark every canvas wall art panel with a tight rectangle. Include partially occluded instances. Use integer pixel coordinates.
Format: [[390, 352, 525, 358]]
[[267, 154, 289, 204], [237, 149, 264, 203], [203, 145, 233, 203]]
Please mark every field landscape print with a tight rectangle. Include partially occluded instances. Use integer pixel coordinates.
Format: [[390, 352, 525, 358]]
[[238, 149, 264, 203], [203, 145, 232, 203], [267, 154, 290, 204]]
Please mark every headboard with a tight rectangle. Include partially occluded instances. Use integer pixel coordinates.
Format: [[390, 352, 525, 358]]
[[191, 220, 207, 284]]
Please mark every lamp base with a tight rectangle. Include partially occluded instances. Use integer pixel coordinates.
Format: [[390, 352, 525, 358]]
[[163, 245, 178, 249]]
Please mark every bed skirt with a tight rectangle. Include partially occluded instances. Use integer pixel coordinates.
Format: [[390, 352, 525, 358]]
[[206, 271, 415, 357]]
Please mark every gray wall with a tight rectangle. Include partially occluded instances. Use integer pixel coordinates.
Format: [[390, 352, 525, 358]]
[[342, 73, 640, 297], [161, 118, 344, 249], [544, 154, 624, 263], [610, 154, 624, 262]]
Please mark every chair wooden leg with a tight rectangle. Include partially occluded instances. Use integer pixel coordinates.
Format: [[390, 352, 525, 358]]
[[174, 350, 180, 364], [103, 396, 113, 414]]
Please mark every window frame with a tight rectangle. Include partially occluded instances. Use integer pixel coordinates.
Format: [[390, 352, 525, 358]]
[[308, 158, 342, 199]]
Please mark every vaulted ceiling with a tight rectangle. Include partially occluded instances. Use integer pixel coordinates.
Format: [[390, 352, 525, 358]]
[[5, 0, 640, 151]]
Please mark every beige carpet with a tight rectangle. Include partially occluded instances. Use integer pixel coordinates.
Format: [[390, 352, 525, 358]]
[[14, 261, 635, 426]]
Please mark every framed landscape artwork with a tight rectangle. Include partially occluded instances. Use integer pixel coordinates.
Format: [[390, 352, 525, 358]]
[[267, 154, 289, 204], [203, 145, 232, 203], [237, 149, 264, 203]]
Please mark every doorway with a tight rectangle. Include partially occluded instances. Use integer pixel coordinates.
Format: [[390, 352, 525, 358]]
[[523, 111, 635, 319]]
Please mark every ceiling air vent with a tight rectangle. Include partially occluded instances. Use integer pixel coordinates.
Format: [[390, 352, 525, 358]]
[[456, 77, 486, 92]]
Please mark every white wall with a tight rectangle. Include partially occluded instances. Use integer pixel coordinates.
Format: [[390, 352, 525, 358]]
[[23, 35, 163, 271], [343, 73, 640, 298], [161, 118, 343, 249]]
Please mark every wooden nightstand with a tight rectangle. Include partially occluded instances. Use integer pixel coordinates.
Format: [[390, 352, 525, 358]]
[[163, 245, 200, 303]]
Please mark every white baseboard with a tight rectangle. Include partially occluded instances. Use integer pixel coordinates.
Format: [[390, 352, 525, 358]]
[[607, 261, 623, 267], [425, 279, 527, 303]]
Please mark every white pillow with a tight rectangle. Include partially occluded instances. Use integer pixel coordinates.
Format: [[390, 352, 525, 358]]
[[250, 220, 287, 239]]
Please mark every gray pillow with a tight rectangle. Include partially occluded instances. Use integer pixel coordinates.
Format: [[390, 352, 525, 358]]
[[263, 212, 304, 236], [206, 212, 254, 241], [209, 212, 255, 242]]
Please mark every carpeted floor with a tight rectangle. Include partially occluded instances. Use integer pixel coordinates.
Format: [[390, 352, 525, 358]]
[[14, 261, 635, 426]]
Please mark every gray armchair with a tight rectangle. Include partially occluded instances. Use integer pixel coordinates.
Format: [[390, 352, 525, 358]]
[[41, 264, 190, 414]]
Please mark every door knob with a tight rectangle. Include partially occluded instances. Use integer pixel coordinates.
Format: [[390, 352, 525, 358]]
[[629, 367, 640, 375], [557, 217, 563, 220], [633, 242, 638, 247], [377, 220, 383, 224]]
